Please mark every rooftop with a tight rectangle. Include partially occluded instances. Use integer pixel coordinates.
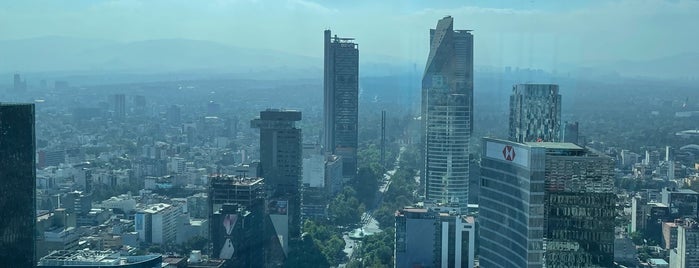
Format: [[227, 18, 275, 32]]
[[38, 250, 160, 266], [526, 142, 583, 150]]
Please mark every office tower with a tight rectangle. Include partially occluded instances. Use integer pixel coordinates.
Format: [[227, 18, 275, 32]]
[[323, 29, 359, 179], [0, 103, 36, 266], [509, 84, 562, 143], [250, 109, 303, 250], [395, 206, 475, 268], [480, 138, 616, 268], [563, 121, 579, 144], [113, 94, 126, 120], [670, 220, 699, 268], [422, 16, 474, 208], [13, 73, 27, 92]]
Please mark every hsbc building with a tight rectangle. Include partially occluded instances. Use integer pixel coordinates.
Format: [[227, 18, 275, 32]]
[[479, 137, 616, 268]]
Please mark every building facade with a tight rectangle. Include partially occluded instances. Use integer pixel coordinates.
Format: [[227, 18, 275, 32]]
[[480, 138, 616, 268], [509, 84, 562, 143], [422, 16, 474, 208], [135, 203, 181, 245], [0, 103, 36, 266], [250, 109, 303, 246], [395, 206, 475, 268], [671, 221, 699, 268], [323, 30, 359, 179]]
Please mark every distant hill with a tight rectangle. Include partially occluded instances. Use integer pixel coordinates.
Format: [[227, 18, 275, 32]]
[[579, 52, 699, 79], [0, 36, 322, 75]]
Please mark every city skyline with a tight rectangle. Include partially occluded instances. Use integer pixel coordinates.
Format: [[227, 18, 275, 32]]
[[1, 3, 698, 267]]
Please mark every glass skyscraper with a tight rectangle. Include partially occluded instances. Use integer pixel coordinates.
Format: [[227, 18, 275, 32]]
[[422, 16, 474, 207], [480, 138, 616, 268], [0, 103, 36, 266], [323, 30, 358, 179], [509, 84, 562, 143]]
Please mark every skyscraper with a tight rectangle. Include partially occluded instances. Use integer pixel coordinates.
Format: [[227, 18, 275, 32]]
[[0, 103, 36, 266], [323, 30, 359, 179], [113, 94, 126, 120], [480, 138, 616, 268], [250, 109, 303, 252], [509, 84, 562, 142], [422, 16, 474, 207]]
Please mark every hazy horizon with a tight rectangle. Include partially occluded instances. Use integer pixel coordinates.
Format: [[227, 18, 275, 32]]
[[2, 0, 699, 78]]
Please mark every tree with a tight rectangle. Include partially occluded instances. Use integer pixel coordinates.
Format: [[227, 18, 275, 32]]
[[328, 187, 363, 226]]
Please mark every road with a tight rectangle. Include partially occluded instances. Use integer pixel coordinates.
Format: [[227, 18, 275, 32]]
[[339, 145, 406, 266]]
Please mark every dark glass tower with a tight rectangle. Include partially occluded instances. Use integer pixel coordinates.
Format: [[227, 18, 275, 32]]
[[323, 30, 358, 179], [0, 103, 36, 266], [422, 16, 474, 208]]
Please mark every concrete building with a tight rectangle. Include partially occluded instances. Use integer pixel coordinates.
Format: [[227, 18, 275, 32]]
[[211, 203, 264, 267], [324, 29, 359, 179], [209, 175, 278, 267], [670, 221, 699, 268], [665, 221, 680, 249], [661, 187, 699, 219], [395, 206, 475, 268], [422, 16, 474, 208], [250, 109, 303, 246], [509, 84, 562, 143], [135, 203, 181, 245], [0, 103, 36, 266], [479, 138, 616, 268]]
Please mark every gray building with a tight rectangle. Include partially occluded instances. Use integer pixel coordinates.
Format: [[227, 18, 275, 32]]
[[250, 109, 303, 244], [670, 221, 699, 268], [323, 30, 359, 179], [422, 16, 474, 208], [509, 84, 562, 143], [479, 138, 616, 268], [395, 206, 475, 268], [0, 103, 36, 266]]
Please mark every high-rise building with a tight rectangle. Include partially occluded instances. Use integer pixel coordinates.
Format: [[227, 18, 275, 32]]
[[250, 109, 303, 247], [113, 94, 126, 120], [0, 103, 36, 266], [480, 138, 616, 268], [394, 205, 475, 268], [13, 73, 27, 92], [563, 121, 579, 144], [323, 30, 359, 179], [509, 84, 562, 143], [422, 16, 474, 208]]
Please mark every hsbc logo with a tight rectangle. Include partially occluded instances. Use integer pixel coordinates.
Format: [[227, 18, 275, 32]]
[[502, 145, 516, 161]]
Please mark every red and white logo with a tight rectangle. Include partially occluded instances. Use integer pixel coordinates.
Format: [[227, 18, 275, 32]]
[[502, 145, 516, 161]]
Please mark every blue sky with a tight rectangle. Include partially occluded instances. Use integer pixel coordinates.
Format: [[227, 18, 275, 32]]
[[1, 0, 697, 71]]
